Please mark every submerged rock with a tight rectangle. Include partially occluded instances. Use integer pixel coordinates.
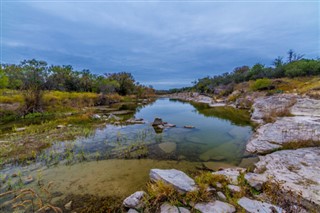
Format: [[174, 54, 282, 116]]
[[123, 191, 146, 208], [194, 201, 235, 213], [184, 125, 195, 129], [158, 142, 177, 154], [246, 116, 320, 153], [149, 169, 197, 192], [160, 203, 190, 213], [254, 148, 320, 207], [238, 197, 284, 213]]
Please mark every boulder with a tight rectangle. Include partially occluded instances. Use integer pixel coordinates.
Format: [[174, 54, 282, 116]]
[[194, 201, 235, 213], [254, 148, 320, 208], [238, 197, 284, 213], [212, 168, 245, 185], [149, 169, 197, 192], [123, 191, 146, 208], [246, 116, 320, 154], [244, 173, 267, 191], [160, 203, 190, 213]]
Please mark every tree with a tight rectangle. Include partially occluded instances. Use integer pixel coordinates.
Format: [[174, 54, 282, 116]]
[[0, 66, 9, 88], [20, 59, 49, 113], [105, 72, 135, 96]]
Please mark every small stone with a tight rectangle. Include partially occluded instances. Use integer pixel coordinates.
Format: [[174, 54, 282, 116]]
[[15, 127, 26, 132], [238, 197, 284, 213], [56, 125, 65, 129], [195, 201, 236, 213], [160, 203, 190, 213], [127, 209, 139, 213], [212, 168, 245, 185], [227, 185, 241, 193], [64, 201, 72, 210], [23, 175, 34, 184], [217, 191, 227, 201], [216, 182, 223, 188], [184, 125, 195, 129], [91, 114, 101, 119], [244, 173, 267, 191], [123, 191, 145, 208]]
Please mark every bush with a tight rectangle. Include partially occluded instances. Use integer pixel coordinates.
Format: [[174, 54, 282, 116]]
[[250, 78, 273, 91]]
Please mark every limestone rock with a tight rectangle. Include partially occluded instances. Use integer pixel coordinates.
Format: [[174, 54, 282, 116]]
[[254, 148, 320, 207], [194, 201, 235, 213], [160, 203, 190, 213], [217, 191, 227, 201], [149, 169, 196, 192], [246, 116, 320, 154], [244, 173, 267, 191], [251, 94, 297, 124], [123, 191, 145, 208], [291, 98, 320, 117], [238, 197, 284, 213], [64, 201, 72, 210], [212, 168, 245, 185], [227, 184, 241, 193]]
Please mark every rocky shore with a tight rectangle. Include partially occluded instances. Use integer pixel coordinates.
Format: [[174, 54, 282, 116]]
[[122, 93, 320, 212]]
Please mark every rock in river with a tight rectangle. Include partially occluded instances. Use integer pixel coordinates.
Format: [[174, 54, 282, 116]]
[[149, 169, 197, 192], [158, 142, 177, 154], [152, 117, 163, 126]]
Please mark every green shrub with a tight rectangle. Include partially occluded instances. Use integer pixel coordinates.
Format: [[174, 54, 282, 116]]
[[250, 78, 273, 91]]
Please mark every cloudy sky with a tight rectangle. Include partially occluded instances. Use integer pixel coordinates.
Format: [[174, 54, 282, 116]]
[[1, 0, 319, 89]]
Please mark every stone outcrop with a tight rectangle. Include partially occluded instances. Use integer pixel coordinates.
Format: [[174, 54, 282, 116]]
[[251, 94, 297, 124], [246, 116, 320, 153], [254, 148, 320, 207], [149, 169, 197, 192], [194, 201, 236, 213], [291, 98, 320, 117], [238, 197, 284, 213]]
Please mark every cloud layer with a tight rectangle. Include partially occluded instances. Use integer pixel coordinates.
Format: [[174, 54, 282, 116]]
[[2, 1, 319, 89]]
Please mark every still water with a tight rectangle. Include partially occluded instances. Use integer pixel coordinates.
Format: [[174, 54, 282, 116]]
[[0, 98, 254, 210]]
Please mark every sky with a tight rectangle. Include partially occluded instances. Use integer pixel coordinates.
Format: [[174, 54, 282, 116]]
[[1, 0, 319, 89]]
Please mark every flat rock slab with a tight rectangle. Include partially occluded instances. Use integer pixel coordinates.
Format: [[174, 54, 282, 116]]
[[195, 201, 236, 213], [160, 203, 190, 213], [123, 191, 145, 208], [158, 142, 177, 154], [291, 98, 320, 117], [212, 168, 245, 185], [238, 197, 284, 213], [246, 116, 320, 154], [254, 148, 320, 207], [149, 169, 197, 192]]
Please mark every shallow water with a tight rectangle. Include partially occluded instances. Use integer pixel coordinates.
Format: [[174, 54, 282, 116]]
[[0, 98, 254, 209]]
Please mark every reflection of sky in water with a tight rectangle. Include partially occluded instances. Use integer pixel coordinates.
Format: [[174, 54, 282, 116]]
[[55, 98, 253, 164]]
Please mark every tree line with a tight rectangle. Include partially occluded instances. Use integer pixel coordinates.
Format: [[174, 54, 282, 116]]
[[176, 50, 320, 94], [0, 59, 154, 113]]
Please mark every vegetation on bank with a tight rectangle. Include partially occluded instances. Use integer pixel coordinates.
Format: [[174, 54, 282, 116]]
[[0, 59, 155, 117], [166, 50, 320, 96]]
